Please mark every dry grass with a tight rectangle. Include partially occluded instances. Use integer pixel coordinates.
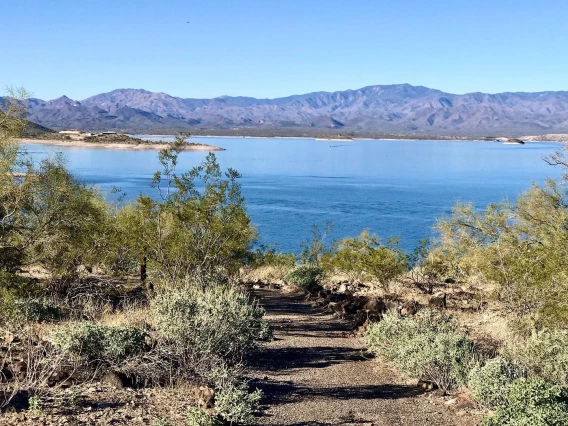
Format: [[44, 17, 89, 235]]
[[242, 265, 293, 284]]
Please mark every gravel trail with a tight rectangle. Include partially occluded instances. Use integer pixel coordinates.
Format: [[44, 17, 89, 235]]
[[251, 289, 480, 426]]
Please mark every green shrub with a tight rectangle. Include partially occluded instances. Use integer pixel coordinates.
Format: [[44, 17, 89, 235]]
[[468, 356, 526, 408], [28, 395, 43, 415], [481, 377, 568, 426], [186, 408, 220, 426], [152, 285, 270, 365], [330, 231, 408, 289], [214, 383, 262, 425], [507, 329, 568, 387], [246, 246, 296, 268], [11, 298, 65, 322], [366, 310, 477, 391], [284, 265, 323, 292], [0, 271, 42, 322], [50, 322, 148, 365]]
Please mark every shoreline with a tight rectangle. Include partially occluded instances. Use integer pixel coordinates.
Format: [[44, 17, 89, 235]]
[[19, 138, 225, 151]]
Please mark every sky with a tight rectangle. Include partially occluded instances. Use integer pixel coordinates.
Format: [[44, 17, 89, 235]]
[[2, 0, 567, 101]]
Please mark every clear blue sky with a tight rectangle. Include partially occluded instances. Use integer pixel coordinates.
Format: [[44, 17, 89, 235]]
[[2, 0, 567, 100]]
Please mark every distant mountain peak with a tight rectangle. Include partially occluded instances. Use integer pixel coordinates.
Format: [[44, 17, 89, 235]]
[[46, 95, 81, 108], [24, 84, 568, 136]]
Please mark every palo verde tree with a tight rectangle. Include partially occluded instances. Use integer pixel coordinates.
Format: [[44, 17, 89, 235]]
[[120, 135, 257, 288], [435, 178, 568, 331], [1, 88, 108, 281]]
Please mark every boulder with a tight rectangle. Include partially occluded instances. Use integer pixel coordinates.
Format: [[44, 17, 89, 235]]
[[400, 300, 419, 315], [362, 297, 386, 314]]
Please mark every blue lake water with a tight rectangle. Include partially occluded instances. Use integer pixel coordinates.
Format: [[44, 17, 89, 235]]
[[21, 137, 564, 253]]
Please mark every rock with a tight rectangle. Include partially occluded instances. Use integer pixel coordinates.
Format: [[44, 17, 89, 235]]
[[338, 283, 348, 294], [385, 300, 399, 311], [428, 292, 447, 309], [383, 292, 399, 301], [353, 311, 367, 327], [328, 302, 345, 316], [400, 300, 419, 315], [11, 361, 27, 380], [362, 297, 386, 314], [195, 386, 215, 409]]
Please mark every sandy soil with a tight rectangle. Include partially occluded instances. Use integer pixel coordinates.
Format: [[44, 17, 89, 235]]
[[18, 139, 225, 151], [251, 289, 483, 426]]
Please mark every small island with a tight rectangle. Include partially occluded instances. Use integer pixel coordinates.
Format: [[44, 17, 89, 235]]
[[20, 130, 225, 151]]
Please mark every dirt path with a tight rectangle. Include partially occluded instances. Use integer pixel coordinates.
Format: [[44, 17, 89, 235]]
[[251, 289, 481, 426]]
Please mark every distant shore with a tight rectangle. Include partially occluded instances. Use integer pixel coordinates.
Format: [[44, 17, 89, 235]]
[[19, 138, 225, 151]]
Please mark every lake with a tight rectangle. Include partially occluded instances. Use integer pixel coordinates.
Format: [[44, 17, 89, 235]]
[[21, 137, 564, 253]]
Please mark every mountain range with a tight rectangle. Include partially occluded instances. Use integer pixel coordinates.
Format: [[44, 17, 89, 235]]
[[12, 84, 568, 136]]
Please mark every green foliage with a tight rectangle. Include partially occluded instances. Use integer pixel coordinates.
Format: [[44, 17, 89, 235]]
[[481, 378, 568, 426], [214, 383, 262, 425], [28, 395, 43, 415], [128, 148, 256, 287], [366, 310, 477, 391], [245, 245, 296, 268], [11, 298, 65, 322], [186, 408, 220, 426], [299, 222, 335, 267], [50, 322, 148, 365], [0, 271, 41, 321], [508, 329, 568, 386], [329, 230, 408, 289], [152, 285, 270, 365], [468, 356, 526, 408], [435, 180, 568, 329], [285, 265, 323, 292], [408, 238, 450, 293]]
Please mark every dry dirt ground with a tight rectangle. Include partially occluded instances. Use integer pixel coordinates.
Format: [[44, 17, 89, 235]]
[[250, 289, 483, 426]]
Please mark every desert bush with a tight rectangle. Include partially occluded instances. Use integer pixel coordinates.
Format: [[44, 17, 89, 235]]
[[152, 285, 270, 366], [468, 356, 526, 408], [408, 238, 450, 293], [186, 408, 220, 426], [284, 265, 323, 292], [366, 310, 477, 391], [50, 322, 148, 365], [299, 222, 335, 267], [329, 231, 408, 290], [11, 298, 65, 322], [481, 377, 568, 426], [245, 245, 296, 269], [435, 181, 568, 329], [0, 271, 42, 322], [508, 329, 568, 386], [214, 383, 262, 425]]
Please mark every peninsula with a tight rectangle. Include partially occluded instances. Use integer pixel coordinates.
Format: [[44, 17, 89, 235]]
[[20, 130, 225, 151]]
